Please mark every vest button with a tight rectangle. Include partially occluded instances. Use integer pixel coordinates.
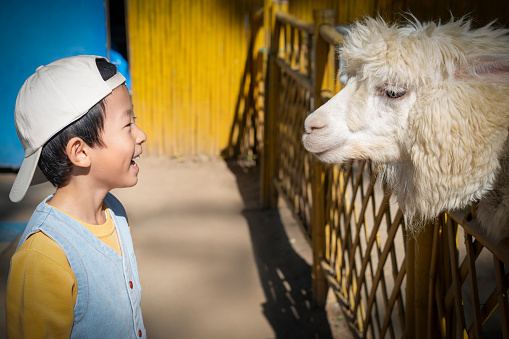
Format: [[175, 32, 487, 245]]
[[138, 329, 142, 337], [129, 281, 133, 289]]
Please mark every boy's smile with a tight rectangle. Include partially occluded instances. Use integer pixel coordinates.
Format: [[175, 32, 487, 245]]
[[90, 85, 147, 191]]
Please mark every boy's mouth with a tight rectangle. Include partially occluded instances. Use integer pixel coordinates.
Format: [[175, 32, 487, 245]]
[[131, 155, 140, 168]]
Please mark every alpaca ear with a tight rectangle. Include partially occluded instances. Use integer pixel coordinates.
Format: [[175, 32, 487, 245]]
[[425, 22, 436, 37], [455, 54, 509, 83]]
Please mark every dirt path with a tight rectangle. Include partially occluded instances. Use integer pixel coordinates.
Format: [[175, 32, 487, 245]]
[[0, 157, 351, 338]]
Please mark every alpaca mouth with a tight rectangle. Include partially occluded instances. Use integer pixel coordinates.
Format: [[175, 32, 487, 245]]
[[310, 141, 348, 164], [303, 136, 345, 157], [303, 130, 346, 152]]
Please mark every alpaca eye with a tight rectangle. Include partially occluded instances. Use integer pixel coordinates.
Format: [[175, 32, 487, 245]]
[[385, 89, 406, 99]]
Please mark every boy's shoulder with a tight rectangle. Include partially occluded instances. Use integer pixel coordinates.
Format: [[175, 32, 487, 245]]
[[14, 231, 72, 274]]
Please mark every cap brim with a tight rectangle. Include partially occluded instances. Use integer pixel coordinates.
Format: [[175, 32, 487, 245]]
[[9, 148, 42, 203], [31, 165, 47, 186]]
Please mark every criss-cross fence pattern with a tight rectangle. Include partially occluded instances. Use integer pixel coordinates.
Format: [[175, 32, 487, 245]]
[[433, 210, 509, 338], [321, 161, 408, 338], [223, 7, 265, 160], [259, 6, 509, 339], [271, 11, 315, 239]]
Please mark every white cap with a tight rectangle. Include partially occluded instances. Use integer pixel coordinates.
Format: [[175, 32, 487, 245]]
[[9, 55, 126, 202]]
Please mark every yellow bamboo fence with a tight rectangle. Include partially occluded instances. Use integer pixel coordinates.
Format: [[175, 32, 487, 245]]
[[126, 0, 264, 156], [125, 0, 507, 156], [259, 2, 509, 338]]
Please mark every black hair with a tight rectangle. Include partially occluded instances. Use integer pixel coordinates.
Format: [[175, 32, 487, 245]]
[[38, 58, 119, 187]]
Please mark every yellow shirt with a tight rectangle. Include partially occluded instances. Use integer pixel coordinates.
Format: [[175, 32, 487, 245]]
[[6, 207, 122, 338]]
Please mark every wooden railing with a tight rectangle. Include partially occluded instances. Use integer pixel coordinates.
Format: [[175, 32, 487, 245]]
[[260, 6, 509, 339]]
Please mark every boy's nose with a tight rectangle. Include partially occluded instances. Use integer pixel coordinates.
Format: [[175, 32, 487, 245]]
[[136, 125, 147, 144]]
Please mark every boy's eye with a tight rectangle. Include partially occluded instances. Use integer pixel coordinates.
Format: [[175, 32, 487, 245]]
[[125, 116, 138, 128]]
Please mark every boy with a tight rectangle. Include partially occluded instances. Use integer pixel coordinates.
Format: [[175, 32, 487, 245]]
[[6, 55, 147, 338]]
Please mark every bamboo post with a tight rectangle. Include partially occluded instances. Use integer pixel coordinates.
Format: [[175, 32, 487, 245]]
[[406, 220, 436, 338], [261, 0, 288, 208], [426, 218, 442, 339], [310, 8, 335, 308], [404, 233, 416, 339]]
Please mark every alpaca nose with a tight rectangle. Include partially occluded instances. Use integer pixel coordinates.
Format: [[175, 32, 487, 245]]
[[304, 111, 328, 134]]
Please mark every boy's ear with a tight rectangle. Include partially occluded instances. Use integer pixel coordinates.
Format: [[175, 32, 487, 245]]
[[66, 137, 91, 168]]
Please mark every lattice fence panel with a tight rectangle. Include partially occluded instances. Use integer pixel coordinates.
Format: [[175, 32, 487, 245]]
[[322, 161, 407, 339], [272, 18, 315, 237], [276, 70, 313, 235], [430, 211, 509, 338]]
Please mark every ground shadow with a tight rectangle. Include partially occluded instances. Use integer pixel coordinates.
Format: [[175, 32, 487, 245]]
[[226, 160, 333, 339]]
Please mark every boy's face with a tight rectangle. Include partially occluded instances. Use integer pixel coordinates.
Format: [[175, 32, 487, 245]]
[[89, 85, 147, 191]]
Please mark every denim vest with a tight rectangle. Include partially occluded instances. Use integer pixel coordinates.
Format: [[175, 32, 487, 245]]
[[16, 193, 146, 338]]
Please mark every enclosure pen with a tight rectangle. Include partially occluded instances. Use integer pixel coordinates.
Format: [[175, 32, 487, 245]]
[[259, 3, 509, 339], [124, 0, 509, 337]]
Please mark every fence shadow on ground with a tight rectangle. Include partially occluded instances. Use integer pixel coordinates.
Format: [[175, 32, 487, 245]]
[[225, 160, 333, 339]]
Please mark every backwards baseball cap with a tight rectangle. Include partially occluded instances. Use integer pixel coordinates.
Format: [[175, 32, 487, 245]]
[[9, 55, 126, 203]]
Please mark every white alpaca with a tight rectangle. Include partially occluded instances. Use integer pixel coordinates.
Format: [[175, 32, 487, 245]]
[[302, 16, 509, 238]]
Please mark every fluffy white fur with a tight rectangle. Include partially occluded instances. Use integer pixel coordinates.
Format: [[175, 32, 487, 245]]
[[302, 16, 509, 238]]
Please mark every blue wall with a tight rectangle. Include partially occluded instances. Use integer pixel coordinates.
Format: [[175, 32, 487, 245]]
[[0, 0, 108, 168]]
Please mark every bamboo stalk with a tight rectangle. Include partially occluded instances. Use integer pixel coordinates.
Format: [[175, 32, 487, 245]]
[[310, 7, 335, 309]]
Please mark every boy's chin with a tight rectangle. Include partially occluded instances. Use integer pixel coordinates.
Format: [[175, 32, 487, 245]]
[[117, 176, 139, 189], [128, 177, 139, 187]]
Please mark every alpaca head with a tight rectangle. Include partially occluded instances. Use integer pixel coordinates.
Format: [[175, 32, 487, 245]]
[[303, 16, 509, 225]]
